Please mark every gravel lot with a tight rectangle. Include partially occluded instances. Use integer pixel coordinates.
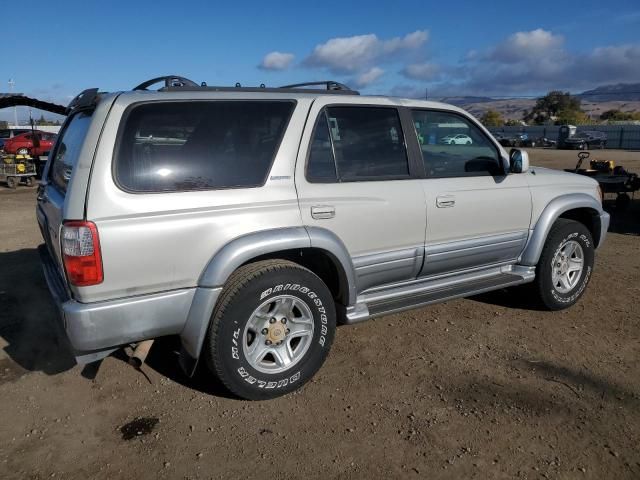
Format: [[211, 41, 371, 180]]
[[0, 149, 639, 479]]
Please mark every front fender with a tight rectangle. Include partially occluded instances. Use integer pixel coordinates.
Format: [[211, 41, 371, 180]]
[[520, 193, 604, 266]]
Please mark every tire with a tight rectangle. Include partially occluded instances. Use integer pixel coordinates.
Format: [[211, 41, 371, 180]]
[[581, 143, 588, 150], [204, 259, 336, 400], [25, 176, 35, 187], [465, 141, 471, 145], [6, 176, 17, 189], [16, 147, 29, 155], [533, 219, 594, 310]]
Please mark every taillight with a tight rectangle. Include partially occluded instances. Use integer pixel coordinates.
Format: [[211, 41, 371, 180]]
[[61, 221, 103, 286]]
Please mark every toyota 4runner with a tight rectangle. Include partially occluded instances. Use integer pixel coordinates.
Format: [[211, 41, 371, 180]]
[[37, 76, 609, 399]]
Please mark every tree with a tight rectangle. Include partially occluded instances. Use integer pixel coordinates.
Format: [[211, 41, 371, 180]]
[[524, 91, 584, 125], [600, 109, 640, 121], [479, 109, 504, 127]]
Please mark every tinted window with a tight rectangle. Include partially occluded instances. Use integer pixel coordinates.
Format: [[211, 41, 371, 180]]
[[412, 110, 502, 177], [50, 112, 92, 192], [306, 111, 337, 182], [311, 107, 409, 181], [115, 101, 294, 192]]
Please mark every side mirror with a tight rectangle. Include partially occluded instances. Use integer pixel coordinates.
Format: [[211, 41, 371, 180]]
[[509, 148, 529, 174]]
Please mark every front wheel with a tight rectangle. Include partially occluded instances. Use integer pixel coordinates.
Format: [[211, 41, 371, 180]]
[[204, 260, 336, 400], [533, 219, 595, 310]]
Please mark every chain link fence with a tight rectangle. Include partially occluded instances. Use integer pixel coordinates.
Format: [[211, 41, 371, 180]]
[[488, 124, 640, 150]]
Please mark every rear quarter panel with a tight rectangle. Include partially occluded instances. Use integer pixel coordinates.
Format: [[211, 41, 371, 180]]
[[81, 93, 313, 303]]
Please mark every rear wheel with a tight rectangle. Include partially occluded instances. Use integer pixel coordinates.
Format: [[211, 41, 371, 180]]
[[25, 176, 35, 187], [204, 260, 336, 400], [6, 176, 17, 189], [532, 219, 594, 310]]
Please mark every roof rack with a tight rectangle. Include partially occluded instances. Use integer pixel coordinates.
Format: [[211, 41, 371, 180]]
[[132, 75, 360, 95], [279, 81, 356, 92]]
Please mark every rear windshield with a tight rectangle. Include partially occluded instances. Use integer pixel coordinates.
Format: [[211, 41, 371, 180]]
[[50, 112, 92, 193], [114, 101, 295, 192]]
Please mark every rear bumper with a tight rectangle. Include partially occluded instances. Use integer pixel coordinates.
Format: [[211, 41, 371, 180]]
[[39, 245, 196, 355]]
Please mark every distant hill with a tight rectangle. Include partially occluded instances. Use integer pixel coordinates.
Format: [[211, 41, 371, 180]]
[[439, 83, 640, 121], [578, 83, 640, 102], [437, 96, 497, 106]]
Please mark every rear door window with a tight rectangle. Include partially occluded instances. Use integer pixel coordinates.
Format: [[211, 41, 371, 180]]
[[50, 111, 93, 192], [306, 106, 409, 182], [115, 101, 295, 192]]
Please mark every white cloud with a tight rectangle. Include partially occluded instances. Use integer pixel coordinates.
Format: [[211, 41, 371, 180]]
[[259, 51, 295, 71], [354, 67, 385, 87], [490, 29, 564, 63], [396, 29, 640, 96], [304, 30, 428, 73], [401, 62, 440, 81]]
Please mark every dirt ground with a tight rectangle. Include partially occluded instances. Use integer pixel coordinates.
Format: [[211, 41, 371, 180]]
[[1, 149, 639, 479]]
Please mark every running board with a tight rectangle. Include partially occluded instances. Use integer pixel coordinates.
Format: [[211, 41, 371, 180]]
[[344, 266, 535, 324]]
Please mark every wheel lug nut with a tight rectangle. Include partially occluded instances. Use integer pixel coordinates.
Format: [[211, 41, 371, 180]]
[[265, 340, 272, 346], [261, 328, 268, 335], [281, 318, 287, 324], [269, 317, 276, 324]]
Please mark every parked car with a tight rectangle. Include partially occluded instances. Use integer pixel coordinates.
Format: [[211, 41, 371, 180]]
[[0, 128, 30, 151], [560, 131, 607, 150], [441, 133, 473, 145], [496, 133, 526, 147], [3, 130, 57, 156], [37, 76, 609, 400]]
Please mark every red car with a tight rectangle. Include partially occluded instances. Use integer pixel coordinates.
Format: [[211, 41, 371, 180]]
[[3, 131, 57, 156]]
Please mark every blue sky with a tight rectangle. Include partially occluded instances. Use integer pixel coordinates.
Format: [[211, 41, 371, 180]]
[[2, 0, 640, 122]]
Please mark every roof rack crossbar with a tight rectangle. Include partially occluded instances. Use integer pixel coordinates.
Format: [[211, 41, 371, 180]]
[[279, 81, 356, 92], [133, 75, 199, 91]]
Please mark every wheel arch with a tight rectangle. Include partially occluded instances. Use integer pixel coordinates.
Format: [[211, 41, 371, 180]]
[[520, 193, 604, 266], [179, 227, 357, 376], [197, 226, 356, 307]]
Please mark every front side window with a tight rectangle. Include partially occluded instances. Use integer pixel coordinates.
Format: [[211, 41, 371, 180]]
[[412, 110, 502, 177], [306, 106, 409, 182], [115, 101, 295, 192]]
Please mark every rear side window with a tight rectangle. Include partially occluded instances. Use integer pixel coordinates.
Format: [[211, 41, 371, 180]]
[[307, 106, 409, 182], [50, 111, 92, 192], [115, 101, 295, 192]]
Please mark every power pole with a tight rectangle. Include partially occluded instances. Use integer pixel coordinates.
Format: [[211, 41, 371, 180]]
[[8, 78, 18, 126]]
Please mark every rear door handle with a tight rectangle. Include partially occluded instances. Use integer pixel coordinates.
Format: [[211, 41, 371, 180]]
[[436, 195, 456, 208], [311, 205, 335, 219]]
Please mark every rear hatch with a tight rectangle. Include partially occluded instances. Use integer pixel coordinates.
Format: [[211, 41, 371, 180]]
[[37, 111, 93, 289], [36, 91, 116, 294]]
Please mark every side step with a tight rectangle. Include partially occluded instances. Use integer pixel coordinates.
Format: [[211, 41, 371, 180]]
[[345, 266, 534, 324]]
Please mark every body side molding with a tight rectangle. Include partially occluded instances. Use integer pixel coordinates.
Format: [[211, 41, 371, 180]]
[[520, 193, 604, 266]]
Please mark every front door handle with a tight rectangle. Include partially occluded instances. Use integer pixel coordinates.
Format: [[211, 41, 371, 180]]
[[311, 205, 335, 219], [436, 195, 456, 208]]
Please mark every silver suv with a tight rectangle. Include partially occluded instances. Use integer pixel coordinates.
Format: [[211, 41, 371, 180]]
[[37, 76, 609, 399]]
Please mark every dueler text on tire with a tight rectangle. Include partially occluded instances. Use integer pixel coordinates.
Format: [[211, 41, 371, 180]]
[[533, 219, 595, 310], [204, 260, 336, 400]]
